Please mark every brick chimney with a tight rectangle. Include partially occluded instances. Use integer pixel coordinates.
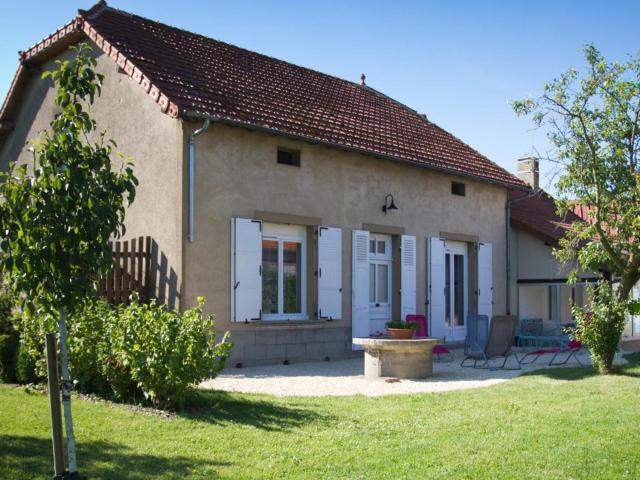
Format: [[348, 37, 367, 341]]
[[517, 156, 539, 190]]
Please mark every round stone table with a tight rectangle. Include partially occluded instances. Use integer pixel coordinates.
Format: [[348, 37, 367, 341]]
[[352, 337, 441, 379]]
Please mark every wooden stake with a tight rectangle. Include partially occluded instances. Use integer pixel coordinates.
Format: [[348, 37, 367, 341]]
[[45, 333, 64, 479]]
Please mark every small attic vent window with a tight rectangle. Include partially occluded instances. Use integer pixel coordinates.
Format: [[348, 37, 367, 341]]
[[277, 148, 300, 167], [451, 182, 466, 196]]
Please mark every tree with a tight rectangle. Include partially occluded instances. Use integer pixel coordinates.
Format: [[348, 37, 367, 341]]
[[0, 44, 137, 473], [513, 45, 640, 373]]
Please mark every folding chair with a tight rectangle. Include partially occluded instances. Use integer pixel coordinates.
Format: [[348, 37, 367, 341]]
[[461, 315, 521, 370], [521, 339, 584, 366]]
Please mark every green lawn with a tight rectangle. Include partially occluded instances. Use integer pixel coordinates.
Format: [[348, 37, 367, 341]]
[[2, 359, 640, 479]]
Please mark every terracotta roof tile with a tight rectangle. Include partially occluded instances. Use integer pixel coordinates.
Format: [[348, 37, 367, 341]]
[[3, 1, 525, 188], [509, 190, 583, 243]]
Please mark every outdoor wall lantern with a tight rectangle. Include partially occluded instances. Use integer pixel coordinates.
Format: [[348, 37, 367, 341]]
[[382, 194, 399, 214]]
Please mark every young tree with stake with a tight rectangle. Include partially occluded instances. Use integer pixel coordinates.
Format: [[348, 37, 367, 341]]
[[513, 45, 640, 373], [0, 44, 137, 475]]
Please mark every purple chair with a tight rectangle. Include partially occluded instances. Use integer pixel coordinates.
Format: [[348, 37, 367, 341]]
[[406, 314, 453, 362]]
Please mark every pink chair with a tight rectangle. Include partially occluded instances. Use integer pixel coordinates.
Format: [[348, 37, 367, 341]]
[[520, 339, 584, 366], [405, 314, 427, 336], [406, 314, 453, 362]]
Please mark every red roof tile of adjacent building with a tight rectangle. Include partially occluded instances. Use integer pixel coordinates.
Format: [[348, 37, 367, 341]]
[[509, 189, 584, 244], [1, 1, 525, 188]]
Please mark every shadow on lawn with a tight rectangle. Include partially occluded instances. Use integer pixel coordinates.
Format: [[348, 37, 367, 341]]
[[521, 352, 640, 381], [0, 435, 229, 479], [181, 390, 327, 431]]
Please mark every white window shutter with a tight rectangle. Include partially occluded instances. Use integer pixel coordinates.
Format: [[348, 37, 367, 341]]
[[477, 242, 493, 319], [400, 235, 417, 321], [428, 237, 446, 339], [351, 229, 370, 349], [318, 226, 342, 320], [231, 217, 262, 322]]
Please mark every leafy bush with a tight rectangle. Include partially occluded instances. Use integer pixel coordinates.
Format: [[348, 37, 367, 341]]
[[12, 295, 232, 408], [573, 281, 629, 374], [11, 307, 54, 381], [67, 299, 119, 396], [16, 343, 39, 384], [0, 290, 19, 382], [113, 297, 232, 408], [0, 334, 19, 382]]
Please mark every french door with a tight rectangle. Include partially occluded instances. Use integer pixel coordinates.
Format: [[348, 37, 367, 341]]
[[369, 234, 392, 335], [444, 242, 468, 341]]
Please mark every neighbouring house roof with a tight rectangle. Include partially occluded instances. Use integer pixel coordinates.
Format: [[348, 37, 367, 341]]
[[0, 1, 525, 189], [509, 189, 584, 244]]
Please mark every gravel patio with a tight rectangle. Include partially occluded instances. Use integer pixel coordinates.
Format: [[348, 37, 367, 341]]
[[201, 347, 629, 397]]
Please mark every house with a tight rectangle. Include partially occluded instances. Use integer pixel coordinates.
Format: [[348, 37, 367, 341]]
[[0, 1, 531, 367], [508, 157, 640, 341], [508, 157, 596, 329]]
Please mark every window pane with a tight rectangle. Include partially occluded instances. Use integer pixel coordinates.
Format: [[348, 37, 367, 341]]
[[559, 285, 572, 324], [377, 240, 386, 255], [445, 253, 450, 327], [549, 286, 559, 321], [454, 254, 464, 326], [262, 240, 279, 314], [370, 239, 376, 254], [369, 264, 375, 303], [283, 241, 302, 313], [377, 264, 389, 303]]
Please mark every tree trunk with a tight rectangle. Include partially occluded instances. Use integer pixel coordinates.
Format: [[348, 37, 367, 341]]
[[590, 348, 617, 374], [58, 309, 78, 474]]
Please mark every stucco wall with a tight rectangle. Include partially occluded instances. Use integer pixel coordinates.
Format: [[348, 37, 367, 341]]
[[184, 122, 509, 364], [0, 45, 184, 308], [514, 229, 577, 280]]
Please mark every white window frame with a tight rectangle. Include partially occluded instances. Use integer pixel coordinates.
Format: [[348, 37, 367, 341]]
[[261, 223, 308, 321]]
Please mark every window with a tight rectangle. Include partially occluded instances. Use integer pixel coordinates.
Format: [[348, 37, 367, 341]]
[[277, 148, 301, 167], [518, 283, 590, 324], [261, 223, 307, 319], [369, 234, 392, 318], [369, 239, 387, 255], [451, 181, 466, 196]]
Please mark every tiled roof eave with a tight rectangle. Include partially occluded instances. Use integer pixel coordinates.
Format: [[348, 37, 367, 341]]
[[1, 11, 180, 121]]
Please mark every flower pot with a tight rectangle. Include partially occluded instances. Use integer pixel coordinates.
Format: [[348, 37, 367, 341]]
[[387, 328, 415, 340]]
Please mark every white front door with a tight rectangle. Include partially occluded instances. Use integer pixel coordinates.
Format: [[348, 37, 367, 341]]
[[444, 241, 468, 342], [369, 234, 392, 336]]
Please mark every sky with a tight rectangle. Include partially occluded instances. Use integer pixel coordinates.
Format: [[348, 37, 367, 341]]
[[1, 0, 638, 189]]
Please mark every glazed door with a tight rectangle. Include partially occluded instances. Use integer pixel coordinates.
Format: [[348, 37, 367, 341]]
[[444, 242, 468, 342], [369, 234, 392, 336]]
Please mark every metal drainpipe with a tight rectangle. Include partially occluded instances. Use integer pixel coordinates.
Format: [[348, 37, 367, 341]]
[[187, 119, 211, 242], [505, 190, 535, 314]]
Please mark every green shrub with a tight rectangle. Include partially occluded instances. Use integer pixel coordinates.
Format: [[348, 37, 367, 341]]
[[113, 297, 232, 408], [16, 343, 39, 384], [9, 295, 232, 408], [573, 281, 629, 374], [67, 299, 117, 396], [11, 307, 55, 381], [0, 290, 19, 382], [0, 333, 19, 382]]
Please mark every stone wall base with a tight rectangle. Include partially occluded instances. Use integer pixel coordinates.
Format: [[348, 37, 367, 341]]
[[222, 326, 358, 368]]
